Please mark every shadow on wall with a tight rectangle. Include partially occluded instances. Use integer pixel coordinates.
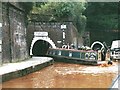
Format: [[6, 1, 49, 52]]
[[32, 40, 50, 56]]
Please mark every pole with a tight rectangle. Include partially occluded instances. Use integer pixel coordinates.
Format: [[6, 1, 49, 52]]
[[62, 29, 65, 45]]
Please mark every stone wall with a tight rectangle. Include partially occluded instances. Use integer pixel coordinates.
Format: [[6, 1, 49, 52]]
[[0, 2, 2, 65], [27, 21, 83, 52], [1, 2, 84, 64], [2, 3, 28, 64]]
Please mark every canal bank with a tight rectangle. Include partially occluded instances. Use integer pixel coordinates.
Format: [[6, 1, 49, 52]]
[[0, 57, 54, 82], [1, 62, 118, 88]]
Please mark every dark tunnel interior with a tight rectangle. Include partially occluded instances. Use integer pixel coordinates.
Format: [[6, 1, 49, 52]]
[[32, 40, 50, 56], [92, 44, 103, 51]]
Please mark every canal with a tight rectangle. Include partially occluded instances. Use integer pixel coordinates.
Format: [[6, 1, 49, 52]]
[[1, 61, 118, 88]]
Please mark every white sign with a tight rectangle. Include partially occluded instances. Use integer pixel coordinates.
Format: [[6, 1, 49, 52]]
[[61, 24, 66, 29], [63, 32, 65, 39], [0, 40, 2, 44], [57, 41, 62, 43], [0, 40, 1, 52], [34, 32, 48, 37], [0, 45, 1, 52], [0, 23, 2, 27]]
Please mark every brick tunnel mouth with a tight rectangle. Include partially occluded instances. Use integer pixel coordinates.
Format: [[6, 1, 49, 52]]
[[32, 40, 50, 56]]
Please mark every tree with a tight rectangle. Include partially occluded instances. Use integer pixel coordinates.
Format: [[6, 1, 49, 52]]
[[19, 2, 33, 15], [84, 2, 119, 45], [84, 2, 118, 31], [30, 2, 87, 34]]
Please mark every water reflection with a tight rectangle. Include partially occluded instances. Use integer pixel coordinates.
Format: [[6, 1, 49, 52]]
[[1, 62, 118, 88]]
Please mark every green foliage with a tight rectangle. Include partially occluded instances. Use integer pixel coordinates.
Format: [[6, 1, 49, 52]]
[[85, 2, 118, 31], [31, 2, 87, 33], [19, 2, 33, 15], [119, 2, 120, 30], [18, 2, 33, 26]]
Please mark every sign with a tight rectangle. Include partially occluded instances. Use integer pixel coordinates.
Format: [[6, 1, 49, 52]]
[[0, 23, 2, 27], [0, 40, 1, 52], [57, 41, 62, 43], [63, 32, 65, 39], [34, 32, 48, 37], [61, 24, 66, 29]]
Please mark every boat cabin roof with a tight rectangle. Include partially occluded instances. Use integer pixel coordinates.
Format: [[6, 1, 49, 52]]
[[49, 48, 96, 53]]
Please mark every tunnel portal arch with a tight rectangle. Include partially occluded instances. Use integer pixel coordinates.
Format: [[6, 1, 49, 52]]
[[30, 37, 56, 56], [91, 41, 104, 50]]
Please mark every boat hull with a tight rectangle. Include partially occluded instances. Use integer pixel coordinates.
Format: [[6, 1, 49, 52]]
[[52, 56, 98, 65], [47, 48, 98, 65]]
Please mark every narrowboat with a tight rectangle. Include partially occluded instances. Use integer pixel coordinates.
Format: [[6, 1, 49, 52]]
[[46, 48, 99, 65]]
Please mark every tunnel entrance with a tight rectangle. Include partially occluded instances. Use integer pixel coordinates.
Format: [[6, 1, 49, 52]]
[[91, 41, 104, 51], [30, 35, 56, 56], [92, 44, 103, 51], [32, 40, 50, 56]]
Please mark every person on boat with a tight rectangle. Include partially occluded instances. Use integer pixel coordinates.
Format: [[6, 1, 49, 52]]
[[66, 43, 70, 49], [101, 47, 106, 61], [70, 44, 75, 49], [62, 45, 67, 49], [100, 60, 113, 67], [107, 60, 113, 65], [78, 46, 81, 50]]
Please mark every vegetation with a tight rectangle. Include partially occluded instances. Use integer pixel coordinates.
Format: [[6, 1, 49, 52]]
[[19, 2, 33, 15], [84, 2, 118, 31], [30, 2, 87, 34], [20, 2, 119, 34]]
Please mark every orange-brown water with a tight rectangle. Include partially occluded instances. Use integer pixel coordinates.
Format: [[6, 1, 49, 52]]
[[1, 62, 118, 88]]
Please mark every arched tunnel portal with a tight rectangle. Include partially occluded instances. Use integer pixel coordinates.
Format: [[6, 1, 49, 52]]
[[30, 37, 56, 56], [32, 40, 50, 56], [91, 41, 104, 50]]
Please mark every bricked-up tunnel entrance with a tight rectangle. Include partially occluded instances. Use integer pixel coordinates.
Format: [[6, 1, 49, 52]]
[[30, 32, 56, 56], [32, 40, 50, 56]]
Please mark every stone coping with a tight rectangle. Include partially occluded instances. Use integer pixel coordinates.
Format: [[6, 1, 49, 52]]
[[0, 57, 53, 75]]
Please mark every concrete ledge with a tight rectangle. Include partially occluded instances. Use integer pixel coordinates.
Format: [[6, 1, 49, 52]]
[[0, 57, 54, 82]]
